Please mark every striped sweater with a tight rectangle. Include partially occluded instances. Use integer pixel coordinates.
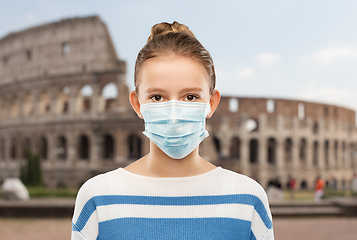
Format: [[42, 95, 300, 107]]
[[71, 167, 274, 240]]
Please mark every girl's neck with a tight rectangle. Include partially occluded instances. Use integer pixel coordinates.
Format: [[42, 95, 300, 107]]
[[124, 142, 216, 178]]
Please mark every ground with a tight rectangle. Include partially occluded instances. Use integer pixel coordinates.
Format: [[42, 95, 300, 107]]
[[1, 217, 357, 239]]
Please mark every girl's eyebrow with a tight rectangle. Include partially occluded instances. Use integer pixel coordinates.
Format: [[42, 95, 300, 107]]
[[179, 88, 203, 94], [145, 88, 167, 94]]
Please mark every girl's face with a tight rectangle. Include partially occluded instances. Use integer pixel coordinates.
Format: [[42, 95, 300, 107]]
[[130, 54, 220, 118]]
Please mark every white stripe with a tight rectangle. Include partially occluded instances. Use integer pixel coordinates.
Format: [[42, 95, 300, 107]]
[[251, 209, 270, 240], [81, 210, 99, 238], [97, 203, 254, 223]]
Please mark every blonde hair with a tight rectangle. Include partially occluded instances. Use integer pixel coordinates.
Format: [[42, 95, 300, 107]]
[[135, 21, 216, 94]]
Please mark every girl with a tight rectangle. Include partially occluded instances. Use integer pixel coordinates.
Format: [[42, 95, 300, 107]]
[[72, 21, 274, 240]]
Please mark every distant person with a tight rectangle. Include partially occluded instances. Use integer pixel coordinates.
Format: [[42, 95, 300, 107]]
[[314, 176, 325, 202], [71, 21, 274, 239], [288, 176, 296, 200]]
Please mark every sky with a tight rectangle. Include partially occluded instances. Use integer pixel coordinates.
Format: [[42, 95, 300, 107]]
[[1, 0, 357, 113]]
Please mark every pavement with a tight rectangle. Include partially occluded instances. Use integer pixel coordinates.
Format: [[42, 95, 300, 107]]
[[1, 217, 357, 240], [1, 197, 357, 218]]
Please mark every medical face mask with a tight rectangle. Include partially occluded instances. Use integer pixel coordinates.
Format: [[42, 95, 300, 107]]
[[140, 100, 211, 159]]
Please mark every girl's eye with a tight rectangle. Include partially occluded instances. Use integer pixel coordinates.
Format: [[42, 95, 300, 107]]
[[150, 95, 163, 102], [184, 95, 198, 101]]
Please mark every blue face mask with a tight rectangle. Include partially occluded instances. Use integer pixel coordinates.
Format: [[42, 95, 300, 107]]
[[140, 100, 211, 159]]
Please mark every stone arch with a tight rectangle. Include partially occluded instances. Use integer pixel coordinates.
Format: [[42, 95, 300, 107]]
[[313, 141, 319, 166], [10, 95, 19, 118], [38, 137, 48, 160], [299, 138, 307, 161], [128, 134, 142, 159], [23, 92, 34, 117], [284, 138, 293, 162], [249, 139, 259, 164], [10, 138, 16, 159], [79, 84, 93, 112], [57, 86, 70, 114], [103, 134, 115, 159], [230, 137, 240, 159], [267, 138, 277, 164], [78, 135, 90, 160], [324, 140, 329, 166], [56, 136, 67, 160], [38, 90, 51, 115], [102, 83, 119, 111]]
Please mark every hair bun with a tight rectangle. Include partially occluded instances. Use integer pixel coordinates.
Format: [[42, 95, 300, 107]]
[[147, 21, 195, 43]]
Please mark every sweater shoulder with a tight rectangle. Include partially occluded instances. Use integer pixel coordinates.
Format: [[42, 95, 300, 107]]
[[217, 168, 269, 200]]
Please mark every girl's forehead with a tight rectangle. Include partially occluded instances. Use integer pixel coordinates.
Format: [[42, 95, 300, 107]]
[[137, 55, 210, 93]]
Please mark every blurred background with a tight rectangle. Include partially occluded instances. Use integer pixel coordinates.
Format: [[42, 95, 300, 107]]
[[1, 1, 357, 239]]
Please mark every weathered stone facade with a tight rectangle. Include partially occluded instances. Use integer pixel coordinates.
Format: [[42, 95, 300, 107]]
[[0, 16, 356, 190]]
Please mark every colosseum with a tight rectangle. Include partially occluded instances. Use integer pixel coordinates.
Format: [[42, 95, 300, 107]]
[[0, 16, 356, 190]]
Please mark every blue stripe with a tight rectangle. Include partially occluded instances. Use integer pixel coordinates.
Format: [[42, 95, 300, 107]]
[[98, 217, 251, 240], [73, 194, 272, 233]]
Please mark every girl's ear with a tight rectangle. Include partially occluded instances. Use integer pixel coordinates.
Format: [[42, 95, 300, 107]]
[[207, 90, 220, 118], [129, 91, 143, 119]]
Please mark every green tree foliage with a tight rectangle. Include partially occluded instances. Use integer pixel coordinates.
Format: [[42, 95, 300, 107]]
[[20, 150, 43, 187]]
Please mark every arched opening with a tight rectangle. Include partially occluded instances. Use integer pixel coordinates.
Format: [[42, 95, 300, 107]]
[[334, 141, 338, 165], [80, 85, 93, 112], [10, 138, 16, 159], [23, 92, 33, 117], [267, 138, 277, 164], [284, 138, 293, 162], [10, 96, 19, 118], [313, 122, 319, 134], [78, 135, 90, 160], [22, 138, 30, 159], [213, 136, 222, 159], [313, 141, 319, 166], [102, 83, 118, 111], [298, 103, 305, 120], [350, 143, 355, 167], [128, 134, 142, 159], [62, 42, 70, 56], [299, 138, 307, 162], [230, 137, 240, 159], [0, 138, 5, 160], [325, 140, 329, 166], [56, 136, 67, 160], [59, 87, 70, 114], [38, 137, 48, 160], [0, 98, 7, 119], [38, 91, 51, 114], [246, 119, 259, 132], [103, 134, 115, 159], [266, 99, 275, 113], [300, 180, 308, 190], [229, 98, 239, 112], [342, 141, 346, 165], [249, 139, 259, 164]]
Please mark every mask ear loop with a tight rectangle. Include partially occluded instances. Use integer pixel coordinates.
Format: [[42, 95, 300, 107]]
[[138, 100, 143, 118], [206, 102, 212, 118]]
